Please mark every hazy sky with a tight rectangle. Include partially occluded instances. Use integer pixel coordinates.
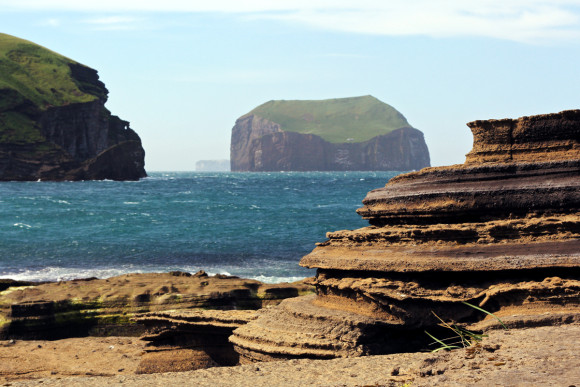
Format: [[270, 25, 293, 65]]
[[1, 1, 579, 170]]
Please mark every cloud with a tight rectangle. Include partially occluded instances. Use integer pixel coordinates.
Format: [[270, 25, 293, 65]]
[[82, 16, 144, 30], [260, 3, 580, 43], [2, 0, 580, 42], [41, 18, 61, 27]]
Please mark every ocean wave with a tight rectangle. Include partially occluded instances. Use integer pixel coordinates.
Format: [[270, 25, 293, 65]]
[[0, 266, 309, 284], [0, 267, 136, 282], [0, 265, 236, 283], [13, 223, 34, 229], [249, 274, 309, 284]]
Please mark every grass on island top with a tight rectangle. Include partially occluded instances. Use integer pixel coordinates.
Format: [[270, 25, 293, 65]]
[[0, 33, 99, 144], [248, 95, 411, 144]]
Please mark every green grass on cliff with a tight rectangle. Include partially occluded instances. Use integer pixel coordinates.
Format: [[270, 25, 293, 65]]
[[0, 33, 100, 144], [248, 95, 411, 143], [0, 33, 96, 108]]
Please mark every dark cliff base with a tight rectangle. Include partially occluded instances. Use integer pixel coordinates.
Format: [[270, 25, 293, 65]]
[[0, 91, 147, 182]]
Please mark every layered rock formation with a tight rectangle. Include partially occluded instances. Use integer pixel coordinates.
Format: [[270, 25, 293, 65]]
[[0, 34, 146, 181], [230, 96, 430, 171], [230, 110, 580, 361], [0, 271, 313, 340]]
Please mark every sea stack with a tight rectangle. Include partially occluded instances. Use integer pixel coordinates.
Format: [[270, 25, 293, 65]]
[[230, 110, 580, 361], [230, 96, 430, 172], [0, 33, 146, 181]]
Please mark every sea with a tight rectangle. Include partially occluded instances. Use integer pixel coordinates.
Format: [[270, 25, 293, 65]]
[[0, 171, 401, 284]]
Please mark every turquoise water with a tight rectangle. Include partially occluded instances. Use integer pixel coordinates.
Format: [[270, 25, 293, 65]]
[[0, 171, 399, 283]]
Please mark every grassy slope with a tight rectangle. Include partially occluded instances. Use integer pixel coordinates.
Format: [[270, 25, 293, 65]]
[[0, 33, 96, 144], [248, 95, 411, 143]]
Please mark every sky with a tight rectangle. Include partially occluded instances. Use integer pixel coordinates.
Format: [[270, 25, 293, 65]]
[[1, 1, 579, 171]]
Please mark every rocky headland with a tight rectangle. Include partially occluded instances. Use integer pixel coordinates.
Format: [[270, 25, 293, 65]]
[[0, 33, 146, 181], [230, 96, 430, 172], [230, 109, 580, 361]]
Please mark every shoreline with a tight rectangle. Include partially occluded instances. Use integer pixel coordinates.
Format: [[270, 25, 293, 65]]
[[1, 264, 579, 385], [1, 272, 579, 385]]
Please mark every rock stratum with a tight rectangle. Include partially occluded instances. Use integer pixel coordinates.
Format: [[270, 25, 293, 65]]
[[230, 109, 580, 362], [0, 33, 146, 181], [230, 96, 430, 171]]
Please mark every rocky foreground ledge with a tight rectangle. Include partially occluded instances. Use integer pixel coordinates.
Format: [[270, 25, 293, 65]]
[[0, 271, 313, 341]]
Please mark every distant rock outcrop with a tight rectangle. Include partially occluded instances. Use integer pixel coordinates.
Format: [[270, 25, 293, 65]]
[[230, 96, 430, 171], [230, 110, 580, 361], [195, 159, 230, 172], [0, 34, 146, 181]]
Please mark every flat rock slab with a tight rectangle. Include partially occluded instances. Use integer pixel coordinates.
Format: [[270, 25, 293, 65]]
[[0, 337, 146, 384], [302, 240, 580, 272]]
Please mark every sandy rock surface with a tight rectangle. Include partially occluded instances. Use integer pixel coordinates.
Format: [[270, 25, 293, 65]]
[[0, 337, 145, 383], [4, 324, 579, 386]]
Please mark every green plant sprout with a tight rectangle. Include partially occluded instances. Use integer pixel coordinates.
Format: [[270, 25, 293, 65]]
[[425, 301, 507, 353]]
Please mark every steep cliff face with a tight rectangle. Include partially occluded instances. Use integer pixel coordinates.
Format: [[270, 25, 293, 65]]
[[230, 115, 282, 171], [230, 97, 430, 171], [0, 33, 146, 181]]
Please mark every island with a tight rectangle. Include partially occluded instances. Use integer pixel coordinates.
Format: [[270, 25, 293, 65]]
[[230, 95, 430, 172]]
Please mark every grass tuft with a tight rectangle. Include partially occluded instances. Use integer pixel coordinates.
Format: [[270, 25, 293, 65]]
[[425, 302, 507, 353]]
